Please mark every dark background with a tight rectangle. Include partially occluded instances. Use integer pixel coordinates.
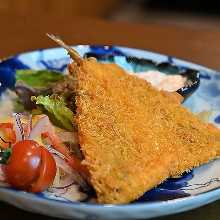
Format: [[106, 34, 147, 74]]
[[1, 0, 220, 30]]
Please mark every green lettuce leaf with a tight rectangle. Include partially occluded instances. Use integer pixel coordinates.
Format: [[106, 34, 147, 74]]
[[16, 69, 64, 88], [32, 95, 74, 131]]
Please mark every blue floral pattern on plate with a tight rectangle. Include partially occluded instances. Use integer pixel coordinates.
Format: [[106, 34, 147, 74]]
[[1, 45, 220, 219]]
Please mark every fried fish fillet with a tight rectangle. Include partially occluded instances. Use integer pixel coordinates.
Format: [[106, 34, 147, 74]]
[[72, 58, 220, 204], [47, 35, 220, 204]]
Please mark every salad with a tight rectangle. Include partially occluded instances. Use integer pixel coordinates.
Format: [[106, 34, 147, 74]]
[[0, 68, 90, 202]]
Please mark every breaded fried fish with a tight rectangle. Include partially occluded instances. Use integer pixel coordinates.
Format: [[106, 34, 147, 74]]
[[48, 34, 220, 204]]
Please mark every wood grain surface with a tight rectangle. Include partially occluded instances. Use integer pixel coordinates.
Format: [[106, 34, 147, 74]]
[[1, 14, 220, 70]]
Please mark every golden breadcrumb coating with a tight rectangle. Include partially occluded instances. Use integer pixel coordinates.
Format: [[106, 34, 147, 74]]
[[72, 58, 220, 204]]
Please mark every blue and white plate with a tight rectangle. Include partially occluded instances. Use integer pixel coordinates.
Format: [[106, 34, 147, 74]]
[[0, 45, 220, 219]]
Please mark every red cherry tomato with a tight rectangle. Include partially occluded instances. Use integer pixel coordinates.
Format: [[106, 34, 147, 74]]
[[29, 146, 56, 192], [4, 140, 56, 192], [4, 140, 41, 188]]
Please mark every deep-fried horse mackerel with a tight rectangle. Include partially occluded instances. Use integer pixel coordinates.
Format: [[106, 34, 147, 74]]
[[48, 34, 220, 204]]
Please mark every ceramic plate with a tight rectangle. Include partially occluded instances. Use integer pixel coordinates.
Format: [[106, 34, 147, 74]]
[[0, 45, 220, 219]]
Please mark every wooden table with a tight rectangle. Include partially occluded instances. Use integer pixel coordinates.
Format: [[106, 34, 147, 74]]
[[1, 14, 220, 220], [1, 14, 220, 70]]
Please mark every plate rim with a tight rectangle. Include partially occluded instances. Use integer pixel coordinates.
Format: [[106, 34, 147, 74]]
[[0, 45, 220, 217], [1, 182, 220, 209], [0, 44, 217, 74]]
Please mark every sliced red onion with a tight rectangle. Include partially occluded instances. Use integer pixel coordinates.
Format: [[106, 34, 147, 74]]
[[13, 113, 24, 141], [28, 115, 54, 140], [48, 184, 87, 201], [24, 114, 32, 139], [52, 154, 89, 191], [52, 181, 75, 190], [49, 187, 68, 196], [45, 145, 66, 161], [53, 154, 73, 174]]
